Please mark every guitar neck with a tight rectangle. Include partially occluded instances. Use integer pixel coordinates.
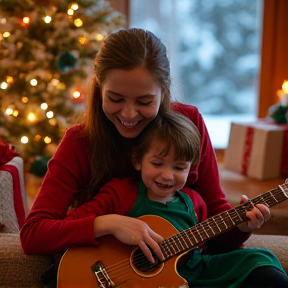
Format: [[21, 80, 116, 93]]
[[160, 182, 288, 261]]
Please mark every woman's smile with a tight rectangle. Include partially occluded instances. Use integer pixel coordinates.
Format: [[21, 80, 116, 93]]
[[117, 117, 142, 128], [101, 67, 163, 138]]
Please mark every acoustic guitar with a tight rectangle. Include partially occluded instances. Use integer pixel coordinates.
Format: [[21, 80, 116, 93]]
[[57, 181, 288, 288]]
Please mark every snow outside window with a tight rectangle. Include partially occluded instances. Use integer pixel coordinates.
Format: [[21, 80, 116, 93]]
[[130, 0, 262, 148]]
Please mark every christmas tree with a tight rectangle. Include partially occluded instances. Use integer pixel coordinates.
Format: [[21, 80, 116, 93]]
[[0, 0, 124, 161]]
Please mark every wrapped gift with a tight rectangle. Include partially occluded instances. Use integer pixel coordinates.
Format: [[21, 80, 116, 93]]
[[0, 156, 28, 232], [224, 121, 288, 180]]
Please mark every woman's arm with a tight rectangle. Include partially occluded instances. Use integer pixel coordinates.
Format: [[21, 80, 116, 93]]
[[20, 126, 98, 254]]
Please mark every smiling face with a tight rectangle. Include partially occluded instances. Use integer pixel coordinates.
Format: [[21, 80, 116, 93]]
[[135, 140, 192, 203], [101, 67, 163, 138]]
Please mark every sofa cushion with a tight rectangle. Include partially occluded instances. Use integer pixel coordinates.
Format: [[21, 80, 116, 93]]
[[0, 171, 19, 233], [0, 233, 54, 288], [245, 234, 288, 273]]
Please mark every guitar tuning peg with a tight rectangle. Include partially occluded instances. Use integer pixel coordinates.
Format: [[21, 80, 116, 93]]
[[285, 178, 288, 184]]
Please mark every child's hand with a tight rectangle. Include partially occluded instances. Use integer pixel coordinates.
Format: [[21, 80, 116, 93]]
[[93, 214, 164, 263], [237, 195, 271, 233]]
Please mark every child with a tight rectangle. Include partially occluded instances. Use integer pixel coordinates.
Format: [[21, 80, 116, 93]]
[[65, 110, 287, 288]]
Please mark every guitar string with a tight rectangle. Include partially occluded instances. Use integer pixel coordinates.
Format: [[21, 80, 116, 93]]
[[102, 258, 136, 282], [160, 187, 287, 258], [103, 186, 288, 273], [123, 187, 288, 267]]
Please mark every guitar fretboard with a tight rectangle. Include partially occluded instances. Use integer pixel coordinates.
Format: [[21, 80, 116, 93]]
[[160, 183, 288, 261]]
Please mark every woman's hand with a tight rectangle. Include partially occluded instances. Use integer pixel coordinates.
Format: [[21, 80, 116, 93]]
[[93, 214, 164, 263], [237, 195, 271, 233]]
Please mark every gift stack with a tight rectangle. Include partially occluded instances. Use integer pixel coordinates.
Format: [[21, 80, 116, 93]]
[[0, 140, 28, 233], [223, 121, 288, 180]]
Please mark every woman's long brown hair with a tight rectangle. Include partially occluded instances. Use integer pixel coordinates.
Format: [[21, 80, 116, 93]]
[[81, 28, 172, 201]]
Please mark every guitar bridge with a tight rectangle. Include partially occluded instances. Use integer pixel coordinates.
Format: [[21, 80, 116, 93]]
[[91, 261, 115, 288]]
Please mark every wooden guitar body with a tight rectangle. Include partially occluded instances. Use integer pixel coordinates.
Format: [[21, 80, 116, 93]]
[[57, 215, 189, 288]]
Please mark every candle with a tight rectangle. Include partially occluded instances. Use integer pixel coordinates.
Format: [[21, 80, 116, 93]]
[[281, 81, 288, 107], [277, 89, 288, 106]]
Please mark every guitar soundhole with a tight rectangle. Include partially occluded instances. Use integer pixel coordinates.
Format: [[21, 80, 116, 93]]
[[131, 247, 162, 273]]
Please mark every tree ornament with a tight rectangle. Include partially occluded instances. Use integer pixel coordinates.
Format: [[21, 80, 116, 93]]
[[58, 51, 77, 72], [0, 0, 125, 160]]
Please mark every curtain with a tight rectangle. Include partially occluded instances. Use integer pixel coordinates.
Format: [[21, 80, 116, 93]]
[[258, 0, 288, 117]]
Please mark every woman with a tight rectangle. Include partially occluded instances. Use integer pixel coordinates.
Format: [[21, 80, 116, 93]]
[[20, 28, 287, 287]]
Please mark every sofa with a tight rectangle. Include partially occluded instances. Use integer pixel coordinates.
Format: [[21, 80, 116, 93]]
[[0, 233, 288, 288], [0, 156, 287, 287]]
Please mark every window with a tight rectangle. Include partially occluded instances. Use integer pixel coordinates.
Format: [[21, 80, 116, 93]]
[[130, 0, 263, 147]]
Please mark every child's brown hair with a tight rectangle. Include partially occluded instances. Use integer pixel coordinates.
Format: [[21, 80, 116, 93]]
[[133, 110, 201, 166]]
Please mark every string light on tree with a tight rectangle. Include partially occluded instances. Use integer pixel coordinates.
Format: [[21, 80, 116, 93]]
[[44, 136, 52, 144], [30, 79, 38, 86], [0, 0, 125, 162], [22, 97, 29, 103], [6, 76, 13, 84], [0, 82, 8, 89], [35, 135, 41, 141], [21, 136, 29, 144], [74, 18, 83, 27], [79, 36, 87, 44], [71, 89, 83, 104], [22, 17, 30, 25], [2, 31, 10, 38], [41, 103, 48, 110], [46, 111, 54, 119], [12, 110, 19, 117], [27, 112, 36, 122], [71, 3, 79, 10], [5, 108, 13, 116], [44, 16, 52, 23], [67, 9, 74, 16], [95, 33, 104, 41]]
